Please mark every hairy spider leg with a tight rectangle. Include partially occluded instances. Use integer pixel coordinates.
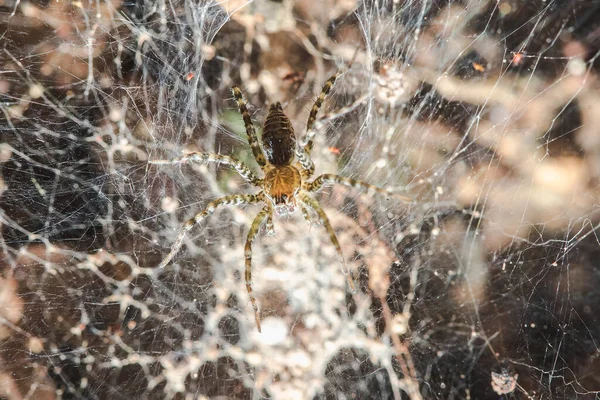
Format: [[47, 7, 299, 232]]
[[297, 73, 338, 178], [300, 193, 355, 292], [299, 201, 313, 225], [306, 173, 413, 203], [157, 194, 262, 269], [149, 152, 262, 186], [231, 86, 268, 168], [305, 74, 338, 149], [265, 213, 275, 236], [245, 205, 272, 332]]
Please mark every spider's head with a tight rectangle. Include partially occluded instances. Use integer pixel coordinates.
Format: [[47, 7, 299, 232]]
[[264, 165, 302, 216], [273, 194, 297, 216]]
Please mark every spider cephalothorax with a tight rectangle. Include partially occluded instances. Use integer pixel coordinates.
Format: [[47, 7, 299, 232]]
[[264, 165, 301, 215], [150, 73, 410, 332]]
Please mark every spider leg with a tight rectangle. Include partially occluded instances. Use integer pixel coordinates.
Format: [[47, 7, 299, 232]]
[[306, 173, 412, 203], [299, 201, 312, 225], [265, 213, 275, 236], [305, 73, 338, 153], [297, 73, 338, 178], [157, 194, 262, 269], [300, 192, 355, 292], [245, 205, 272, 332], [149, 152, 262, 186], [231, 86, 268, 168]]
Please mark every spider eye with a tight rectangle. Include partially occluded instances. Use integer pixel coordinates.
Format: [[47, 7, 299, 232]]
[[281, 194, 287, 201]]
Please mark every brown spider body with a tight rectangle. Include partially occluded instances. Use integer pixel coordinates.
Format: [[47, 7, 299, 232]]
[[264, 164, 302, 215], [262, 102, 296, 166], [150, 73, 410, 332]]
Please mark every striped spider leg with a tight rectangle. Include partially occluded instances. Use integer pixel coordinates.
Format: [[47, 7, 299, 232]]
[[231, 85, 267, 168], [149, 152, 262, 186], [299, 192, 355, 291], [306, 174, 413, 203], [244, 204, 272, 333], [152, 193, 263, 269], [148, 151, 264, 269], [296, 73, 338, 179]]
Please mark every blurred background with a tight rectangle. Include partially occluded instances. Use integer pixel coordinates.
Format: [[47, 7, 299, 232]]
[[1, 0, 600, 398]]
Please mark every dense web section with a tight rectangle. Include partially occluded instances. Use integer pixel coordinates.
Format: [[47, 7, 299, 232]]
[[1, 0, 600, 399]]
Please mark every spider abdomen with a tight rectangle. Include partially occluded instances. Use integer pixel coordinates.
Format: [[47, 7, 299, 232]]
[[262, 102, 296, 166]]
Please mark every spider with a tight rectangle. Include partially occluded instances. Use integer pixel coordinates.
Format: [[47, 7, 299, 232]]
[[150, 73, 411, 332]]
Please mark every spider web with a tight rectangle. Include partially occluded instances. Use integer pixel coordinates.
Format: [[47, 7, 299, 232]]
[[0, 0, 599, 399]]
